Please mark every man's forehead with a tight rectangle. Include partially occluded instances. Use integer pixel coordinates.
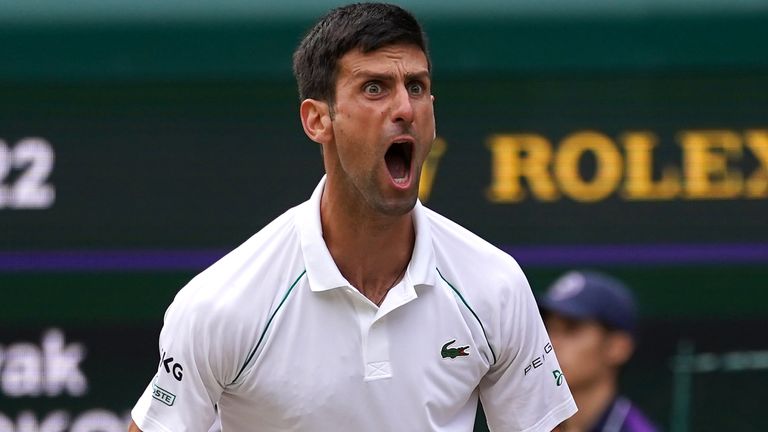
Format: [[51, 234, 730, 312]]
[[339, 44, 429, 75]]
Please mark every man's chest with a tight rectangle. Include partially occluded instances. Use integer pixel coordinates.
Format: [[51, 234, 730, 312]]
[[222, 284, 492, 427]]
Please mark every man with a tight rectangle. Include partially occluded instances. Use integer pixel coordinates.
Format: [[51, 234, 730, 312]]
[[129, 3, 576, 431], [539, 270, 658, 432]]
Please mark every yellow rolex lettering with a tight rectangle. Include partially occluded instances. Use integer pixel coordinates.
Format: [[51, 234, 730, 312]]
[[744, 130, 768, 198], [554, 131, 623, 202], [418, 137, 447, 203], [486, 134, 558, 203], [679, 130, 743, 199], [621, 131, 680, 200]]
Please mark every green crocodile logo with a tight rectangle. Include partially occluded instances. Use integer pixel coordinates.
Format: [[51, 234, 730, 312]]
[[441, 340, 470, 359]]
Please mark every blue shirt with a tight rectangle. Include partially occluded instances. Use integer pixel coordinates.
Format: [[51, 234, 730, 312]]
[[591, 396, 659, 432]]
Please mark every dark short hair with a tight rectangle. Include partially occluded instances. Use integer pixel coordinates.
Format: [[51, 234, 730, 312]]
[[292, 2, 431, 104]]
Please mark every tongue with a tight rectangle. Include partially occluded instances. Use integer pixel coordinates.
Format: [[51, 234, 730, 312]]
[[385, 151, 408, 180]]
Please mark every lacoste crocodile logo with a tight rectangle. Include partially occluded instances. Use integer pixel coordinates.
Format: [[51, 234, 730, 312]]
[[441, 340, 469, 359]]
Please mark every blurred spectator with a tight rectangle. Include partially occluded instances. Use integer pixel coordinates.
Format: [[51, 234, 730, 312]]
[[540, 270, 658, 432]]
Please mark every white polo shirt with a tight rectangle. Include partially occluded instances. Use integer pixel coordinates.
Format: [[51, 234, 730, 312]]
[[132, 177, 576, 432]]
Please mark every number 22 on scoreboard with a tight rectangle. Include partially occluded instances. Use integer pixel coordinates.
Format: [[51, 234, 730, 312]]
[[0, 137, 55, 210]]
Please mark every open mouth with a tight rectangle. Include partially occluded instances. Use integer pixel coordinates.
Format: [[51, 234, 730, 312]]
[[385, 141, 413, 186]]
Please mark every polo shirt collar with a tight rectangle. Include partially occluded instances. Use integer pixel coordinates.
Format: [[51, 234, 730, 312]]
[[296, 176, 436, 293]]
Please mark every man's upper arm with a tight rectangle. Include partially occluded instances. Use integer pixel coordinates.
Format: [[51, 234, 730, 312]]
[[480, 265, 577, 431], [130, 286, 227, 432]]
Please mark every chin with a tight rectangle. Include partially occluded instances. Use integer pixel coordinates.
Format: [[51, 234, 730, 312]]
[[373, 194, 418, 216]]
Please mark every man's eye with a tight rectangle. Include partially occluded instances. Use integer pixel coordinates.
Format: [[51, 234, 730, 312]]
[[408, 82, 425, 95], [364, 83, 383, 95]]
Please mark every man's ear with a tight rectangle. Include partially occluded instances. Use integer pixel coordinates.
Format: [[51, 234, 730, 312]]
[[300, 99, 333, 145], [605, 331, 635, 367]]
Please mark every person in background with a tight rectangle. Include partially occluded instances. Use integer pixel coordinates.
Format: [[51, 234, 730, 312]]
[[539, 270, 658, 432]]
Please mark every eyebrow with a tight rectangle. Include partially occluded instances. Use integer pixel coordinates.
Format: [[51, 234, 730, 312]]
[[353, 70, 431, 82]]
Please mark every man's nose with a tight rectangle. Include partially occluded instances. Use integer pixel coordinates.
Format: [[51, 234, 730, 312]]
[[390, 85, 414, 124]]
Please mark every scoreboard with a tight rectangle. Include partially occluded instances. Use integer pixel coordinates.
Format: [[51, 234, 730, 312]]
[[2, 75, 767, 250]]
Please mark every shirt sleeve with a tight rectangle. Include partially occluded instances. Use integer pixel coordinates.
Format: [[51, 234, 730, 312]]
[[479, 266, 578, 432], [131, 283, 227, 432]]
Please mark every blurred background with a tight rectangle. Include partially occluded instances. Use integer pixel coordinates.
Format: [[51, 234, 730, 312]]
[[1, 0, 767, 431]]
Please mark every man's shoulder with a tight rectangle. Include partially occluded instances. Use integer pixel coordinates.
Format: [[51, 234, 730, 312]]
[[422, 206, 521, 275], [165, 204, 306, 326], [421, 206, 528, 303]]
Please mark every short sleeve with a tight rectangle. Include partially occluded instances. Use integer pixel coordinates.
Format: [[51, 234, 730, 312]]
[[479, 268, 577, 432], [131, 285, 226, 432]]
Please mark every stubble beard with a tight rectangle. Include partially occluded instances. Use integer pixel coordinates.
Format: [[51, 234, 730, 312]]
[[358, 167, 420, 217]]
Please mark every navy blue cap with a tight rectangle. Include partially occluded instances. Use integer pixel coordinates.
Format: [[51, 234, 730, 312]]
[[539, 270, 637, 334]]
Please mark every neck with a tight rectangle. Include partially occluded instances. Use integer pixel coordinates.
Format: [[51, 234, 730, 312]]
[[562, 377, 617, 432], [320, 181, 415, 306]]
